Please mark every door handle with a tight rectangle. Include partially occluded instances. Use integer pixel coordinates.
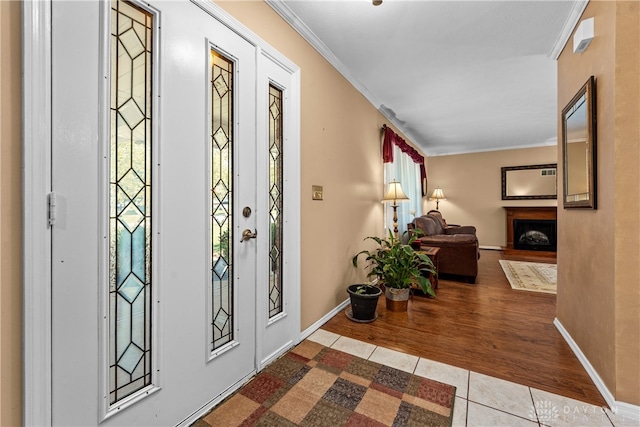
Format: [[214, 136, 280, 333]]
[[240, 228, 257, 242]]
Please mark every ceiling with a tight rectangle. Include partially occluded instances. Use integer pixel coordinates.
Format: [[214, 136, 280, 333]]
[[268, 0, 587, 156]]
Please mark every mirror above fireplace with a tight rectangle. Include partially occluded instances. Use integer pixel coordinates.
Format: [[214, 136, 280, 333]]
[[501, 164, 557, 200]]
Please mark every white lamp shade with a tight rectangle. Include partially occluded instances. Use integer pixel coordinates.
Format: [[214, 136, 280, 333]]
[[430, 187, 446, 200], [382, 181, 409, 202]]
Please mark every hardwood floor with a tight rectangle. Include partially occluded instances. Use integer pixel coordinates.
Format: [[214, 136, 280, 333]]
[[322, 249, 607, 407]]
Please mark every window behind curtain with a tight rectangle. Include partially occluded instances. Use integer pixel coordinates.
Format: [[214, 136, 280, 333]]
[[384, 144, 422, 238]]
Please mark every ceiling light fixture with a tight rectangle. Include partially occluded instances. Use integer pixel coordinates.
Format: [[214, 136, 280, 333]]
[[372, 0, 382, 6]]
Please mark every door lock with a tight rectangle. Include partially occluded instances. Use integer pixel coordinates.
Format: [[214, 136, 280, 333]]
[[240, 228, 257, 242]]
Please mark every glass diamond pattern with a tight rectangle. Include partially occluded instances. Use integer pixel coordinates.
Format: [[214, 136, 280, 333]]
[[213, 127, 229, 149], [120, 206, 144, 232], [270, 144, 280, 160], [213, 74, 229, 98], [119, 99, 144, 129], [213, 180, 229, 202], [270, 184, 280, 201], [213, 209, 228, 228], [119, 274, 144, 303], [213, 257, 228, 280], [118, 343, 143, 374], [120, 28, 145, 58], [269, 101, 280, 119], [119, 170, 144, 200], [270, 246, 280, 263], [269, 286, 280, 304], [213, 308, 229, 332], [270, 208, 280, 225]]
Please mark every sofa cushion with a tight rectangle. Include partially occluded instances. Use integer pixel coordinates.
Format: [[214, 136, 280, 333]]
[[444, 225, 477, 235], [427, 211, 448, 228], [415, 215, 443, 236], [420, 233, 477, 245]]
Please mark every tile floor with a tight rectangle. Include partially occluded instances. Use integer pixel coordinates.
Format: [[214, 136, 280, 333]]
[[309, 329, 636, 427]]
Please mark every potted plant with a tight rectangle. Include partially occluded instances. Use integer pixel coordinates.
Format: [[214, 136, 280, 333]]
[[346, 283, 382, 322], [352, 230, 436, 311]]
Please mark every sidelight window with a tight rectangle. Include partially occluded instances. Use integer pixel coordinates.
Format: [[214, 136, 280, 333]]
[[109, 0, 153, 405], [268, 85, 284, 318], [210, 49, 235, 351]]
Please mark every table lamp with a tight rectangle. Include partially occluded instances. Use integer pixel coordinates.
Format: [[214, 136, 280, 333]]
[[429, 187, 446, 210]]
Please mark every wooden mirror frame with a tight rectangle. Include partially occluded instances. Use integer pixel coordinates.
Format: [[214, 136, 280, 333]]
[[561, 76, 597, 209], [501, 164, 558, 200]]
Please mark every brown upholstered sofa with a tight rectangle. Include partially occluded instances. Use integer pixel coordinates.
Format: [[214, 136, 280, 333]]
[[408, 210, 480, 283]]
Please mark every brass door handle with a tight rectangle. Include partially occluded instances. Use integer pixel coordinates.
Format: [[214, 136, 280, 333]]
[[240, 228, 257, 242]]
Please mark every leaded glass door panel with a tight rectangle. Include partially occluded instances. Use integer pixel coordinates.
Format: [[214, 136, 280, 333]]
[[50, 1, 257, 425], [255, 54, 298, 368]]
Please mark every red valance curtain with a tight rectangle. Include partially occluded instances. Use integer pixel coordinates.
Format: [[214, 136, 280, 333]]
[[382, 126, 427, 195]]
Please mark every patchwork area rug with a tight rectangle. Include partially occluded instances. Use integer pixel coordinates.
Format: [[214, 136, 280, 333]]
[[195, 340, 456, 426], [499, 260, 557, 294]]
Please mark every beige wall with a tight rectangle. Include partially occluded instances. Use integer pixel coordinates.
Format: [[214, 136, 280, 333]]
[[612, 1, 640, 406], [426, 146, 557, 248], [217, 1, 425, 330], [557, 0, 640, 406], [0, 1, 23, 425]]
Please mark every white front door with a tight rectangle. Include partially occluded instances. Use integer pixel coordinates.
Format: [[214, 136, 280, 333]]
[[50, 1, 264, 424]]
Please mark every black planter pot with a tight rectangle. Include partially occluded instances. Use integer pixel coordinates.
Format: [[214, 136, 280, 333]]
[[346, 284, 382, 322]]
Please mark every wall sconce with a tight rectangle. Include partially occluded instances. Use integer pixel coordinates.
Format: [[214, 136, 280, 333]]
[[382, 180, 409, 239], [573, 17, 594, 53], [429, 187, 446, 210]]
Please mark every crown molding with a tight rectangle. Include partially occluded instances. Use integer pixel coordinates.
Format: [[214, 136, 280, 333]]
[[548, 0, 589, 60], [265, 0, 424, 149]]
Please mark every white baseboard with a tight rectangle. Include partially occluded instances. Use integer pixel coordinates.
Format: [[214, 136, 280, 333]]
[[479, 245, 502, 250], [177, 370, 256, 426], [554, 318, 640, 422], [300, 298, 350, 340]]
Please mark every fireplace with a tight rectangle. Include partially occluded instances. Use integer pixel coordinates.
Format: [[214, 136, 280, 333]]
[[503, 206, 557, 255], [513, 219, 557, 251]]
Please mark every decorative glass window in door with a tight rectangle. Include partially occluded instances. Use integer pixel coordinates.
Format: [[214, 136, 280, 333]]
[[109, 0, 153, 404], [210, 49, 234, 351], [268, 85, 283, 318]]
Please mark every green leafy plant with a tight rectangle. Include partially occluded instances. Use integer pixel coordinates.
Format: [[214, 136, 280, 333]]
[[352, 229, 436, 298]]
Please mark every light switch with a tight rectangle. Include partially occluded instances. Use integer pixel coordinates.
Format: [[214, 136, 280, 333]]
[[312, 185, 323, 201]]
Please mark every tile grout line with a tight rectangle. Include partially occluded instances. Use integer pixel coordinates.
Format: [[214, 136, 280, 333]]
[[465, 368, 471, 427], [529, 386, 542, 426]]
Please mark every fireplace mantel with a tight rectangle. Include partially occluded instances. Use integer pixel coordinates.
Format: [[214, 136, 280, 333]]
[[503, 207, 557, 254]]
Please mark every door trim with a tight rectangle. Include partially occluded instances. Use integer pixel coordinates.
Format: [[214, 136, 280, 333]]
[[23, 1, 300, 425], [23, 0, 53, 425]]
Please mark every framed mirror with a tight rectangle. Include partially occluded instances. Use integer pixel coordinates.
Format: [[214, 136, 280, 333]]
[[562, 76, 596, 209], [501, 164, 557, 200]]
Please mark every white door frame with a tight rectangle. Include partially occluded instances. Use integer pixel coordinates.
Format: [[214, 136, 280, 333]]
[[22, 1, 301, 425]]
